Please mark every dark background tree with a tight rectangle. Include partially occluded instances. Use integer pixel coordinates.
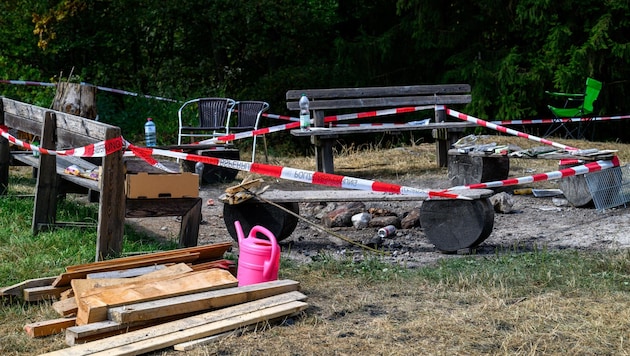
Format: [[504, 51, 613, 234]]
[[1, 0, 629, 148]]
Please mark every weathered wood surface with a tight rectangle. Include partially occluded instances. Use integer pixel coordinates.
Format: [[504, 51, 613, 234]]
[[250, 188, 494, 203], [286, 84, 473, 173], [286, 84, 472, 110], [75, 269, 238, 325], [0, 276, 57, 299], [48, 292, 308, 355], [52, 82, 98, 120], [447, 151, 510, 186], [419, 198, 495, 253], [24, 317, 77, 338], [108, 279, 301, 324]]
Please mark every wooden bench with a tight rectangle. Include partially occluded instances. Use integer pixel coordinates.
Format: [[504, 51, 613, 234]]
[[0, 98, 201, 260], [286, 84, 474, 173], [222, 188, 495, 253]]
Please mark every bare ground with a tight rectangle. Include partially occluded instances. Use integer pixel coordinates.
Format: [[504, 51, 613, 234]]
[[126, 172, 630, 268]]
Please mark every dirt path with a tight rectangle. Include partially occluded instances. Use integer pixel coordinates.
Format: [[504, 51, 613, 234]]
[[126, 174, 630, 268]]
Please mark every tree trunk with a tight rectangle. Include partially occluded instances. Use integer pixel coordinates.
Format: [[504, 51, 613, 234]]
[[52, 82, 98, 119]]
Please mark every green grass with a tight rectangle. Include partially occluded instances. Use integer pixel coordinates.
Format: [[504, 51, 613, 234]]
[[0, 175, 177, 286]]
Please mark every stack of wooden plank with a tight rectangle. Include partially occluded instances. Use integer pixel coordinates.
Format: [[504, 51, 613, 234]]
[[1, 242, 307, 355]]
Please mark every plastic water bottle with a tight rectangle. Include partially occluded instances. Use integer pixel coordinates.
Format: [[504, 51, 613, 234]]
[[144, 118, 156, 147], [299, 94, 310, 131]]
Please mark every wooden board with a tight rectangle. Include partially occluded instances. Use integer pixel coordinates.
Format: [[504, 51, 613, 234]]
[[75, 269, 238, 325], [64, 242, 231, 272], [0, 276, 57, 299], [23, 285, 70, 302], [247, 188, 493, 203], [46, 292, 307, 355], [24, 317, 76, 338], [108, 279, 301, 324]]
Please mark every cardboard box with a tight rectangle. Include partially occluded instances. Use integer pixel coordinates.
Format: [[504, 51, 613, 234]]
[[125, 172, 199, 199]]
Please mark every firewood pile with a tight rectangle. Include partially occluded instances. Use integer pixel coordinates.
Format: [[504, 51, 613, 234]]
[[0, 243, 307, 355]]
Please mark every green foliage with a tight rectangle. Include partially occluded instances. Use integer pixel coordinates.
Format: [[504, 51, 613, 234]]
[[2, 0, 630, 146]]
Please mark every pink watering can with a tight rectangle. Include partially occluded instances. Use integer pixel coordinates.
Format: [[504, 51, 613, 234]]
[[235, 221, 280, 286]]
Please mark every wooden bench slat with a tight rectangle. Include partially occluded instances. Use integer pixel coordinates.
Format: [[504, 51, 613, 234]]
[[286, 84, 471, 100]]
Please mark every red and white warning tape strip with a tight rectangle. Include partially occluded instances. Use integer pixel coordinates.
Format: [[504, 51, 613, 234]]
[[448, 156, 620, 191], [445, 107, 580, 151], [124, 145, 469, 200], [490, 114, 630, 126], [0, 125, 124, 157], [198, 105, 435, 146]]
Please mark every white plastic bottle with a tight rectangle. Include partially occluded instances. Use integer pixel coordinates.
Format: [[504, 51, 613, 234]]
[[144, 117, 156, 147], [299, 94, 311, 131]]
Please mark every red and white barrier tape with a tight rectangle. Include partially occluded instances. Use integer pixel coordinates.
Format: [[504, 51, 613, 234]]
[[1, 79, 179, 103], [198, 105, 435, 146], [123, 145, 470, 200], [490, 114, 630, 126], [445, 107, 580, 151], [0, 125, 124, 157], [448, 156, 620, 191]]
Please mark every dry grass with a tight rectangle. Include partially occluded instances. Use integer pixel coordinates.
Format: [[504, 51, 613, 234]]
[[2, 135, 630, 356]]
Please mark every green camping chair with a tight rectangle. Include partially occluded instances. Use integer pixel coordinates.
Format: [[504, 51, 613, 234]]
[[545, 77, 603, 139]]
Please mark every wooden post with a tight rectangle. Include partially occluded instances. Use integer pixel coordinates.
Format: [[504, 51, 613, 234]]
[[52, 82, 98, 119], [95, 127, 125, 260], [434, 106, 449, 167], [32, 112, 59, 233], [0, 99, 8, 196]]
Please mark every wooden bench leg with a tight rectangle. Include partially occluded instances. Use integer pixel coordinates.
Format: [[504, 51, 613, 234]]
[[179, 198, 202, 247]]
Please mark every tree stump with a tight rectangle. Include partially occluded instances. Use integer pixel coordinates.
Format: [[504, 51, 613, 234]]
[[447, 150, 510, 186], [52, 82, 98, 119], [419, 198, 495, 253]]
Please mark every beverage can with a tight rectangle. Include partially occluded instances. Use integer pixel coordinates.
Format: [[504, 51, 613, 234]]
[[377, 225, 396, 238]]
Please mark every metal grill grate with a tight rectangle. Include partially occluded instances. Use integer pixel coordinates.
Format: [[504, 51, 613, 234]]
[[585, 165, 630, 211]]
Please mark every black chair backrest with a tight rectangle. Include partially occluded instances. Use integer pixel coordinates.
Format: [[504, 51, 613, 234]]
[[198, 98, 234, 129], [235, 101, 269, 130]]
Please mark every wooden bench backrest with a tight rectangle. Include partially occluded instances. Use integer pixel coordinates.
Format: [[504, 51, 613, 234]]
[[286, 84, 471, 111], [1, 97, 117, 148]]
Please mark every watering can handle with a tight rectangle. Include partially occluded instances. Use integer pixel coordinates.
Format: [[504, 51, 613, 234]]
[[249, 225, 279, 279]]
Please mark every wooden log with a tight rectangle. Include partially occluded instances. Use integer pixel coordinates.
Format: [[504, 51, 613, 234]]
[[75, 269, 238, 325], [223, 201, 299, 242], [419, 197, 495, 253], [47, 292, 308, 355], [52, 82, 98, 120], [447, 151, 510, 186], [24, 317, 77, 338]]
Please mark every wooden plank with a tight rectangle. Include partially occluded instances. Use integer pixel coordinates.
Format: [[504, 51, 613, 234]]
[[287, 94, 471, 110], [248, 188, 494, 203], [23, 285, 70, 302], [53, 296, 78, 317], [286, 84, 471, 100], [24, 317, 77, 338], [47, 292, 307, 355], [108, 279, 301, 324], [290, 122, 475, 137], [86, 264, 167, 279], [64, 242, 232, 273], [0, 276, 57, 299], [32, 112, 59, 234], [75, 269, 238, 325], [52, 252, 201, 287], [173, 331, 234, 351]]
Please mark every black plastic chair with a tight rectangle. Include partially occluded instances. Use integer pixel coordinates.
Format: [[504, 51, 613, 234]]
[[177, 98, 236, 145], [233, 101, 270, 162]]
